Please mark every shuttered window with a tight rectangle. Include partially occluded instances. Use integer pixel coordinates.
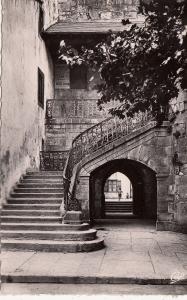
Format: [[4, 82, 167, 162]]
[[38, 68, 44, 109]]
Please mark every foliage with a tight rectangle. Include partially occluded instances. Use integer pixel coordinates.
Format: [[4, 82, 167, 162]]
[[59, 0, 187, 120]]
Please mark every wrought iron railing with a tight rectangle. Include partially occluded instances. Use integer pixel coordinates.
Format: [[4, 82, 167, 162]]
[[40, 151, 69, 171], [63, 111, 154, 211]]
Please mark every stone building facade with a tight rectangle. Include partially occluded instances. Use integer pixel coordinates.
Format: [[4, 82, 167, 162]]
[[1, 0, 187, 233], [44, 0, 143, 152]]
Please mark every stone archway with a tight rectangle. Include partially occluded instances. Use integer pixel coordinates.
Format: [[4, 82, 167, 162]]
[[89, 159, 157, 221], [73, 122, 176, 230]]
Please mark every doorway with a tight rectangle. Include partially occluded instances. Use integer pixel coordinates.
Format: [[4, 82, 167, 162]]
[[104, 172, 133, 218]]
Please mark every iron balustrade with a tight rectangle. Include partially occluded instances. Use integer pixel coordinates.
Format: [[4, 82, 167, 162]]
[[63, 111, 154, 211]]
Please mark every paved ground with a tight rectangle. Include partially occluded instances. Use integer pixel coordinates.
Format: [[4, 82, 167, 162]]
[[1, 283, 187, 295], [1, 220, 187, 287]]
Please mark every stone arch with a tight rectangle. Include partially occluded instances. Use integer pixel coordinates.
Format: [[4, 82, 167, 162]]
[[74, 124, 172, 227], [89, 159, 157, 221], [78, 137, 168, 178]]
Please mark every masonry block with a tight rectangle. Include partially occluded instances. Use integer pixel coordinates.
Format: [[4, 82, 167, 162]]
[[63, 211, 83, 224], [176, 201, 187, 225], [157, 212, 174, 222]]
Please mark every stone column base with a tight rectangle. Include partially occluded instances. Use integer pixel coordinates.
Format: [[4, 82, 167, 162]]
[[63, 211, 83, 224]]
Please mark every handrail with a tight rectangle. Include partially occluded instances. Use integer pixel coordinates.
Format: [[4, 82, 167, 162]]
[[62, 111, 154, 212]]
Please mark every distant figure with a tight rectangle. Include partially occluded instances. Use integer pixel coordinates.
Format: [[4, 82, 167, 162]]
[[118, 187, 122, 201], [126, 192, 129, 199]]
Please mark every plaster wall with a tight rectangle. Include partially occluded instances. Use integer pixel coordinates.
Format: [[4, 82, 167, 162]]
[[1, 0, 57, 206]]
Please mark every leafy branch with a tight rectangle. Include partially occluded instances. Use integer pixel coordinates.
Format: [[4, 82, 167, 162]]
[[59, 0, 187, 121]]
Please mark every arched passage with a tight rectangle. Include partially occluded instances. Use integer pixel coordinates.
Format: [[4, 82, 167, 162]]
[[89, 159, 157, 221], [104, 172, 133, 217]]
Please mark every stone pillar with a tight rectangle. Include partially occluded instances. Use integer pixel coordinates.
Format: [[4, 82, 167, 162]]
[[156, 173, 174, 231], [75, 175, 90, 222]]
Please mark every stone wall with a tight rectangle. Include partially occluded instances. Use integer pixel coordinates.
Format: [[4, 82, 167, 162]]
[[45, 63, 107, 151], [0, 0, 57, 206], [163, 91, 187, 232], [45, 96, 106, 151], [44, 0, 142, 152], [54, 64, 101, 97], [58, 0, 139, 22]]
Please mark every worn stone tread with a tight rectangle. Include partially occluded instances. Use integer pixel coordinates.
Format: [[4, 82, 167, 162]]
[[1, 237, 104, 252], [1, 237, 103, 244], [1, 222, 90, 231], [2, 229, 96, 234], [1, 229, 97, 241]]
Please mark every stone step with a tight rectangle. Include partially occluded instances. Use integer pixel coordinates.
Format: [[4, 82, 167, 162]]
[[105, 202, 132, 206], [106, 204, 132, 206], [106, 210, 132, 212], [106, 205, 132, 208], [105, 205, 132, 208], [20, 179, 63, 183], [26, 171, 63, 176], [17, 183, 64, 188], [1, 223, 90, 231], [106, 206, 133, 209], [23, 175, 63, 179], [10, 193, 63, 198], [106, 204, 133, 207], [2, 210, 60, 217], [14, 188, 64, 193], [1, 216, 62, 223], [1, 170, 103, 253], [106, 209, 132, 212], [105, 209, 132, 213], [105, 213, 134, 218], [1, 229, 97, 241], [1, 237, 104, 252], [105, 203, 133, 212], [3, 204, 60, 210], [7, 198, 62, 204]]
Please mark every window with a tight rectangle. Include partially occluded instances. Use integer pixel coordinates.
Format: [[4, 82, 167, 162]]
[[105, 180, 121, 193], [70, 65, 87, 89], [38, 68, 44, 109], [38, 4, 44, 36]]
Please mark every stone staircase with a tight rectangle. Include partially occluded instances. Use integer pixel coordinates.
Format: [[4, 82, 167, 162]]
[[105, 201, 133, 214], [1, 171, 104, 252]]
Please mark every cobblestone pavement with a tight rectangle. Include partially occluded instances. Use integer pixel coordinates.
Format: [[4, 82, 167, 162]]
[[1, 221, 187, 285]]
